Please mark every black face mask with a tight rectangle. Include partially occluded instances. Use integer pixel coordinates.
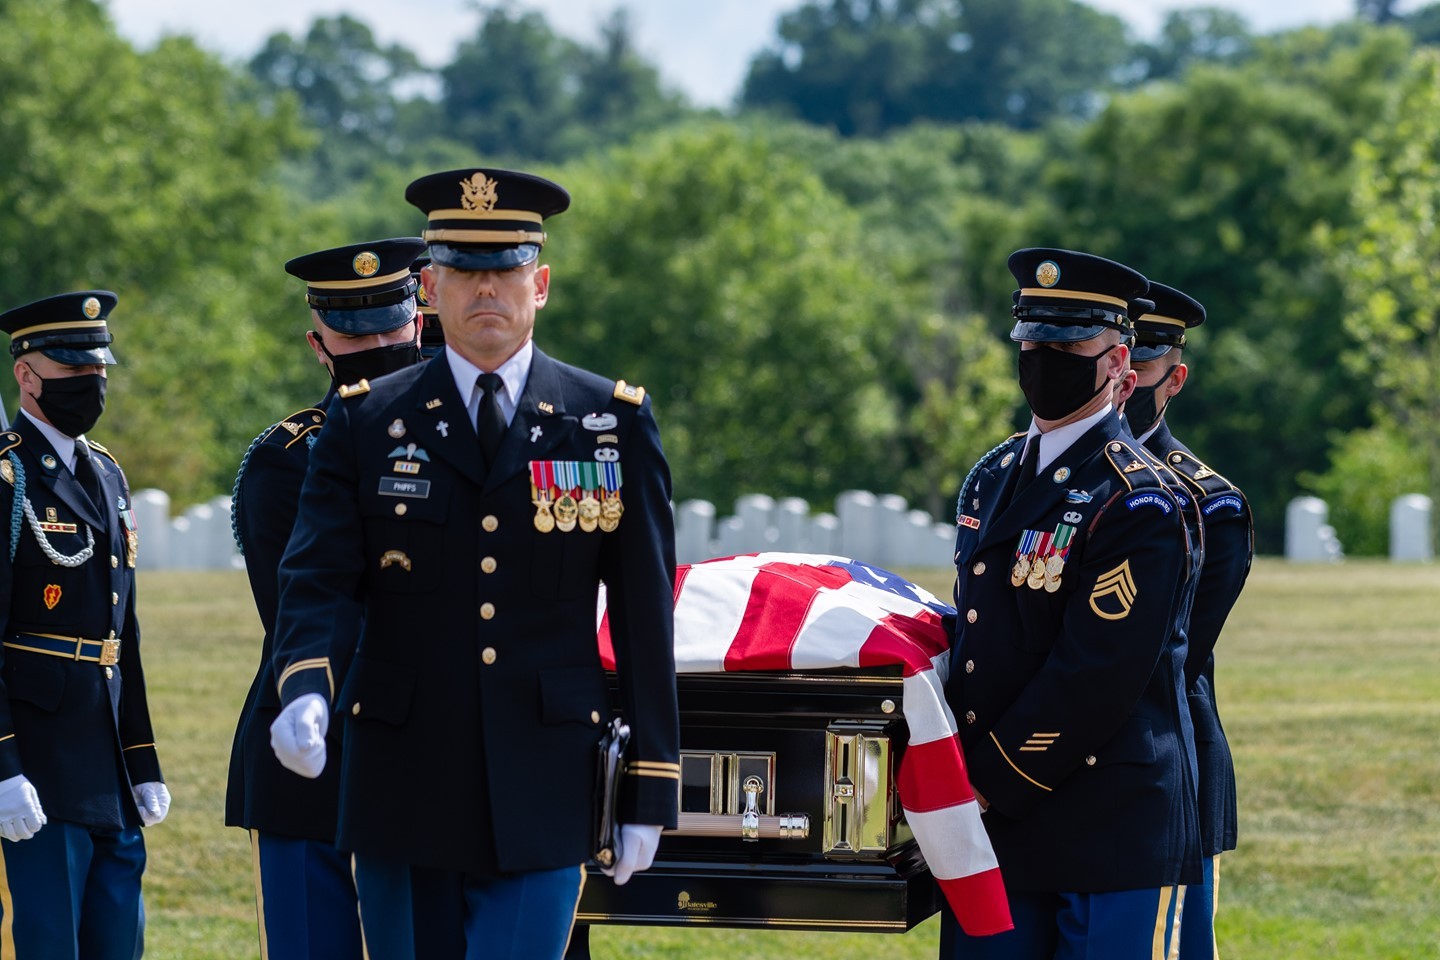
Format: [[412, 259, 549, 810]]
[[28, 367, 107, 438], [319, 331, 421, 387], [1017, 344, 1116, 421], [1125, 364, 1178, 437]]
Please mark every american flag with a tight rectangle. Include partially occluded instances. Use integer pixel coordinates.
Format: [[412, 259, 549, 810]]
[[598, 552, 1013, 937]]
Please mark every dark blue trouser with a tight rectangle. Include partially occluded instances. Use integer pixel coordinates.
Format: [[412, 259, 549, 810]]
[[0, 821, 145, 960], [940, 885, 1182, 960], [1177, 855, 1219, 960], [250, 830, 363, 960], [352, 853, 585, 960]]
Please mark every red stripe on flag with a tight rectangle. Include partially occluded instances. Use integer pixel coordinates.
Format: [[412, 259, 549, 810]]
[[721, 562, 852, 671], [857, 614, 950, 676], [897, 736, 975, 812], [938, 871, 1015, 937], [597, 610, 615, 671]]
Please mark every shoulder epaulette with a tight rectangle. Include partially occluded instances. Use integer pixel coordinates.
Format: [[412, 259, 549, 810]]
[[957, 432, 1026, 511], [338, 379, 371, 399], [0, 432, 21, 458], [1104, 439, 1166, 492], [1164, 450, 1237, 499], [86, 439, 120, 466], [262, 407, 326, 449], [613, 380, 646, 405]]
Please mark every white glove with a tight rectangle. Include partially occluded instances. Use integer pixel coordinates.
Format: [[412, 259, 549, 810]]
[[269, 693, 330, 779], [604, 823, 662, 886], [0, 774, 46, 842], [132, 781, 171, 826]]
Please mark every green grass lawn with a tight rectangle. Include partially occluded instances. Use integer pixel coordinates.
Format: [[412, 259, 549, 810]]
[[132, 560, 1440, 959]]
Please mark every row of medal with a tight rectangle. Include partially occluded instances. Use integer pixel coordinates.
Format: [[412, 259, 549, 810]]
[[529, 460, 623, 533], [1011, 523, 1076, 593]]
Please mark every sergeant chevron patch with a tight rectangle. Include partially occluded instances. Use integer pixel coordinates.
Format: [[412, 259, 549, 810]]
[[1088, 561, 1137, 621]]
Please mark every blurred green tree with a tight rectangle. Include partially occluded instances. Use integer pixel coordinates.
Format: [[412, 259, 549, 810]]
[[0, 0, 313, 505], [740, 0, 1127, 135], [1128, 8, 1255, 82]]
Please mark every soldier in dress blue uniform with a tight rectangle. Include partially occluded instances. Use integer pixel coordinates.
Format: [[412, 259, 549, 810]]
[[1127, 284, 1253, 960], [0, 292, 169, 959], [941, 249, 1201, 960], [268, 167, 680, 959], [225, 238, 427, 960]]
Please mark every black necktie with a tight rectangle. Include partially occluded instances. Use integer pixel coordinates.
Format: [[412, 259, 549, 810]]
[[476, 373, 506, 468], [73, 441, 103, 512]]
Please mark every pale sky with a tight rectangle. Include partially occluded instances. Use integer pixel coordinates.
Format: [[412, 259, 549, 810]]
[[103, 0, 1413, 108]]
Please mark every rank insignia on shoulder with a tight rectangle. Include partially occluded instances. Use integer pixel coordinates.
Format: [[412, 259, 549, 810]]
[[613, 380, 646, 405], [1123, 460, 1147, 473], [1089, 560, 1137, 621], [338, 379, 371, 398]]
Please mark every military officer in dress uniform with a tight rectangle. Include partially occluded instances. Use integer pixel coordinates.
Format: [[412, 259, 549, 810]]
[[225, 238, 427, 959], [268, 167, 680, 959], [0, 292, 169, 959], [941, 249, 1201, 960], [1128, 284, 1253, 960]]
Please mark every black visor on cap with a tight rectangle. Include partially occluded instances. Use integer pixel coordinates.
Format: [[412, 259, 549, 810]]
[[318, 297, 418, 336], [1130, 342, 1175, 363], [1010, 319, 1115, 344], [428, 242, 540, 272], [40, 345, 117, 366]]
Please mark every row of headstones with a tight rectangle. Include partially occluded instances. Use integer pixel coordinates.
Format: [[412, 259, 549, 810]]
[[124, 489, 1439, 571], [1285, 494, 1434, 562], [126, 488, 959, 571]]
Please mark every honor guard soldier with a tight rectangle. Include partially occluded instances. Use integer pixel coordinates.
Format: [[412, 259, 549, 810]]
[[942, 249, 1200, 960], [225, 237, 427, 960], [0, 292, 169, 958], [269, 167, 680, 959], [1129, 284, 1253, 960], [411, 255, 447, 360]]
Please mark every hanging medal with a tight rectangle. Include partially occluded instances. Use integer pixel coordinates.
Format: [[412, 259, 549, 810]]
[[554, 461, 579, 532], [1011, 529, 1037, 587], [577, 462, 601, 533], [530, 461, 556, 533], [598, 461, 623, 532], [1043, 524, 1074, 593], [1027, 531, 1051, 590]]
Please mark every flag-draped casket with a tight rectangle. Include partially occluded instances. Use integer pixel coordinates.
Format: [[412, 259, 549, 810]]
[[574, 554, 1012, 938]]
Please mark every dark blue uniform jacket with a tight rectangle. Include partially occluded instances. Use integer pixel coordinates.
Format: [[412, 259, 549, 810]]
[[0, 415, 161, 830], [946, 411, 1201, 892], [226, 395, 353, 841], [272, 347, 680, 875], [1146, 419, 1251, 856]]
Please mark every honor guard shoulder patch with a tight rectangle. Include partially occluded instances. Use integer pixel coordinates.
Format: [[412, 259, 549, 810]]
[[338, 379, 371, 399], [613, 380, 646, 405]]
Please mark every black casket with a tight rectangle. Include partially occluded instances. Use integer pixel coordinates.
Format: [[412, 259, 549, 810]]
[[571, 666, 941, 948]]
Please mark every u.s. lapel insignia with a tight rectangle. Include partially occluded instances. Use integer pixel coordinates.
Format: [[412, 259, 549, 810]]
[[426, 398, 443, 410], [388, 419, 406, 439], [538, 401, 555, 415], [43, 584, 62, 610], [1089, 561, 1137, 620], [1052, 466, 1071, 483]]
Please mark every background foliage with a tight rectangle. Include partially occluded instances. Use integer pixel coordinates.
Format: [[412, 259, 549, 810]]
[[4, 0, 1440, 551]]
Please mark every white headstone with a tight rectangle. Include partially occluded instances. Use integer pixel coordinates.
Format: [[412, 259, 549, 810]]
[[1390, 494, 1433, 562], [735, 494, 775, 539], [182, 503, 219, 570], [810, 513, 840, 556], [714, 515, 749, 559], [675, 500, 716, 565], [875, 494, 909, 567], [836, 490, 879, 565], [132, 489, 170, 570], [1286, 496, 1339, 563], [169, 515, 196, 571], [775, 498, 810, 553]]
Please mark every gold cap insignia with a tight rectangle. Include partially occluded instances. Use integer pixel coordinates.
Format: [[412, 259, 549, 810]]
[[460, 172, 499, 213], [352, 251, 381, 278], [82, 296, 102, 319], [1035, 261, 1061, 288], [417, 284, 429, 305]]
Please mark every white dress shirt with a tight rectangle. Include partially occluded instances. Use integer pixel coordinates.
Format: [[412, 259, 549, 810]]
[[17, 408, 85, 473], [443, 339, 533, 430], [1022, 403, 1114, 474]]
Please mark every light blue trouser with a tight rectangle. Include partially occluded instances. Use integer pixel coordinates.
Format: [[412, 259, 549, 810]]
[[0, 821, 145, 960], [251, 830, 363, 960], [352, 853, 585, 960], [940, 885, 1183, 960]]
